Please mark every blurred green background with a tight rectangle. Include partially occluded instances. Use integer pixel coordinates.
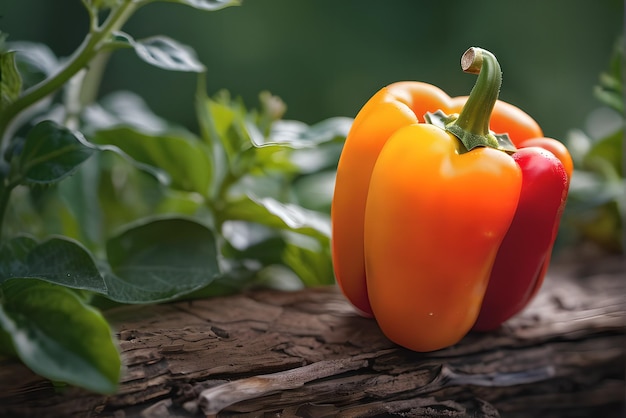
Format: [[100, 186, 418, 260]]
[[2, 0, 623, 140]]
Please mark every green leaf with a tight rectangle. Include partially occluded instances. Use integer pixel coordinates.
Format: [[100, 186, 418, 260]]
[[113, 32, 205, 73], [0, 279, 120, 393], [292, 170, 336, 212], [584, 129, 623, 177], [84, 91, 171, 134], [92, 126, 212, 195], [0, 236, 37, 279], [221, 221, 286, 265], [196, 91, 350, 198], [261, 117, 352, 149], [55, 155, 105, 247], [1, 50, 22, 110], [0, 236, 108, 293], [195, 92, 349, 192], [104, 217, 220, 303], [96, 142, 171, 186], [282, 233, 334, 286], [17, 121, 96, 185], [0, 219, 222, 304], [252, 117, 349, 175], [595, 37, 623, 114], [199, 91, 250, 162], [223, 195, 331, 239], [9, 41, 60, 89], [255, 264, 304, 291], [180, 262, 256, 300], [161, 0, 241, 11]]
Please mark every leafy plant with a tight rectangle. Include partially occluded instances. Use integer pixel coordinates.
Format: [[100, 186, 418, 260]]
[[0, 0, 349, 393], [563, 38, 624, 253]]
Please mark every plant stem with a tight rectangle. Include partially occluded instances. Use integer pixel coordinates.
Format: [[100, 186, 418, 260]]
[[0, 176, 22, 239], [455, 47, 501, 138], [64, 51, 112, 130], [0, 191, 10, 239], [445, 47, 516, 153]]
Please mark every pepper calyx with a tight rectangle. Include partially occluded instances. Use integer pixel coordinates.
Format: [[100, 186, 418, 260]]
[[425, 110, 517, 153]]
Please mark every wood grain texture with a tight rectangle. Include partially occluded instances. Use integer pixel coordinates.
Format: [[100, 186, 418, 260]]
[[1, 249, 624, 417]]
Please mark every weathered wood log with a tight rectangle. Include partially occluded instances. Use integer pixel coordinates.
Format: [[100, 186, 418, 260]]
[[1, 249, 624, 417]]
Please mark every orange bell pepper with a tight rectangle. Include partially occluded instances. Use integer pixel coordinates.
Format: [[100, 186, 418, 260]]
[[331, 47, 571, 351]]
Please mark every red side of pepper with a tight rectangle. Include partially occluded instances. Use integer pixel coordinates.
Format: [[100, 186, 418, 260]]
[[473, 146, 570, 331]]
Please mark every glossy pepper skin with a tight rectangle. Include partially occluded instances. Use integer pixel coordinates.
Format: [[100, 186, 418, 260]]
[[364, 123, 522, 351], [331, 48, 571, 351], [473, 146, 570, 331]]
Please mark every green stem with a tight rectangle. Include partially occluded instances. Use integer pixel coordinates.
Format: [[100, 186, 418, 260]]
[[0, 184, 13, 239], [0, 175, 23, 239], [64, 51, 112, 129], [446, 47, 515, 152], [456, 48, 500, 136]]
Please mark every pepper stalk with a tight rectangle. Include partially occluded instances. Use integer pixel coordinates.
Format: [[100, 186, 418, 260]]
[[427, 47, 518, 154]]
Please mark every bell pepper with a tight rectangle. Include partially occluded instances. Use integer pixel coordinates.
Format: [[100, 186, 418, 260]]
[[331, 47, 571, 352]]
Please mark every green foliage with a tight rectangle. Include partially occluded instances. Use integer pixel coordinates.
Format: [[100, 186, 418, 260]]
[[104, 217, 220, 303], [0, 0, 346, 394], [564, 38, 624, 253], [92, 127, 213, 194], [0, 51, 21, 110], [16, 121, 96, 184], [0, 220, 221, 303], [222, 195, 330, 239], [0, 236, 106, 292], [111, 32, 206, 73], [594, 38, 624, 115], [0, 278, 120, 394]]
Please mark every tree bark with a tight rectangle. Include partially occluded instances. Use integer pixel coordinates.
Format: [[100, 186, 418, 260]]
[[1, 248, 624, 417]]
